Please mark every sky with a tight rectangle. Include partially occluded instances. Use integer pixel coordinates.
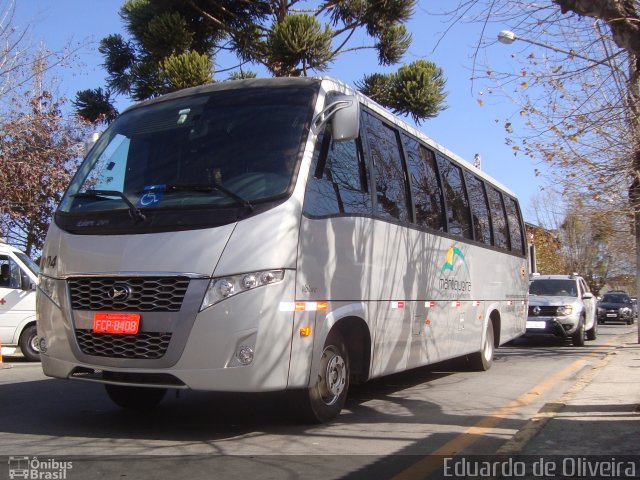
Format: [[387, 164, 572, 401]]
[[12, 1, 547, 222]]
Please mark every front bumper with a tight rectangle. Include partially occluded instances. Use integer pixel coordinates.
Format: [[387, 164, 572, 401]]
[[526, 315, 579, 337], [36, 273, 313, 392], [597, 310, 631, 322]]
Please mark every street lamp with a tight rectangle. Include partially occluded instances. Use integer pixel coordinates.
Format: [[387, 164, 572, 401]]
[[497, 29, 616, 69]]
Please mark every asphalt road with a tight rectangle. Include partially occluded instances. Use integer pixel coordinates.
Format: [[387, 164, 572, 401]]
[[0, 323, 636, 480]]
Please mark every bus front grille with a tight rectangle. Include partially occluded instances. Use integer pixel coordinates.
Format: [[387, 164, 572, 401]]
[[75, 329, 172, 359], [68, 276, 190, 312]]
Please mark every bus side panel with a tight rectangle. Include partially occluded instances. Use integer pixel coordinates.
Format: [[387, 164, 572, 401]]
[[295, 216, 374, 341], [369, 223, 484, 375]]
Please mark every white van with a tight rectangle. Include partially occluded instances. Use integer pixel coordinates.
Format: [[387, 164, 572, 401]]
[[0, 241, 39, 361]]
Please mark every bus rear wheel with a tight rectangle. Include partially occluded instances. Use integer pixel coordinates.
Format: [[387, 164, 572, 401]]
[[293, 330, 350, 423], [468, 321, 494, 371], [105, 384, 167, 410]]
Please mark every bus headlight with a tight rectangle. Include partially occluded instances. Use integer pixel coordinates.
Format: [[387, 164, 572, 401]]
[[200, 269, 285, 311]]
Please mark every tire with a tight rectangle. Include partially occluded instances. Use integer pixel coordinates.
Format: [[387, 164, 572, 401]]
[[105, 384, 167, 410], [467, 321, 495, 371], [18, 324, 40, 362], [572, 318, 585, 347], [586, 317, 597, 341], [292, 330, 350, 423]]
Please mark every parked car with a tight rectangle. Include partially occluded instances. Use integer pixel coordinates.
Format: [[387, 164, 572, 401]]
[[526, 273, 597, 346], [0, 241, 40, 361], [597, 292, 635, 325]]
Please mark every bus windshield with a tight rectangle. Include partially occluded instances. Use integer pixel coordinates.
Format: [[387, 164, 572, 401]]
[[57, 85, 317, 233]]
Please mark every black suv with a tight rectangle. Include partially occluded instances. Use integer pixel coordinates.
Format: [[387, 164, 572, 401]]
[[597, 292, 635, 325]]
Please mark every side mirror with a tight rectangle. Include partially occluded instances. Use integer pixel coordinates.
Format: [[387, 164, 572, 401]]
[[330, 95, 360, 141], [312, 95, 360, 141]]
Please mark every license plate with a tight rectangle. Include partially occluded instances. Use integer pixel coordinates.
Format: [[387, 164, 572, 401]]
[[93, 313, 140, 334], [527, 321, 546, 329], [606, 313, 617, 318]]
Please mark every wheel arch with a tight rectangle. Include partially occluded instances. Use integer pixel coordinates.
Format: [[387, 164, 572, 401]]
[[488, 309, 501, 347], [331, 316, 371, 384]]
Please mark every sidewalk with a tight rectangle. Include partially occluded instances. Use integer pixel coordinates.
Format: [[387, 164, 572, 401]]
[[501, 333, 640, 457]]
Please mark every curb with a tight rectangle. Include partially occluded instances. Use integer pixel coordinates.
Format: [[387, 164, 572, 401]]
[[496, 342, 624, 455]]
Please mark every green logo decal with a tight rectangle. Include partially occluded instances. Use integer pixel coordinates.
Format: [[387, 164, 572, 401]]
[[441, 245, 468, 274]]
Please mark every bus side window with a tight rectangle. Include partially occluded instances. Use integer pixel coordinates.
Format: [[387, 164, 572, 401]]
[[362, 112, 410, 223], [436, 154, 473, 239], [303, 129, 372, 217], [487, 186, 510, 250], [401, 134, 445, 231], [504, 196, 525, 255], [464, 172, 493, 246]]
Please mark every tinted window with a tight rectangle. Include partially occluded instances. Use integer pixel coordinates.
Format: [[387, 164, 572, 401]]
[[401, 135, 445, 231], [464, 172, 492, 245], [362, 112, 410, 223], [0, 256, 22, 289], [601, 294, 631, 303], [504, 196, 525, 254], [436, 154, 472, 239], [487, 186, 509, 250], [303, 130, 372, 217], [529, 279, 578, 297], [57, 86, 317, 232]]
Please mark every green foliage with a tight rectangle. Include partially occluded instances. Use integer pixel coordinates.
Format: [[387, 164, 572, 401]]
[[267, 14, 333, 76], [377, 24, 411, 65], [142, 12, 193, 59], [357, 60, 447, 124], [391, 60, 448, 123], [98, 34, 136, 96], [73, 88, 119, 123], [356, 73, 394, 106], [160, 51, 213, 91], [77, 0, 447, 125], [228, 70, 257, 80]]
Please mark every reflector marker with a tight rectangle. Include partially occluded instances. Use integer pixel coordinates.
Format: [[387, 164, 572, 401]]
[[279, 301, 329, 312], [300, 327, 312, 337], [473, 300, 481, 307], [391, 301, 405, 309], [451, 301, 461, 308], [425, 301, 436, 308]]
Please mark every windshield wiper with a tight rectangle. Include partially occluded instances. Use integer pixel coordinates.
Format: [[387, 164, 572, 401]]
[[73, 189, 146, 222], [158, 184, 254, 212]]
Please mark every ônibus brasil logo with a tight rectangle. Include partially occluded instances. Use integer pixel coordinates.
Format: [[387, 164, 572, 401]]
[[440, 245, 471, 293]]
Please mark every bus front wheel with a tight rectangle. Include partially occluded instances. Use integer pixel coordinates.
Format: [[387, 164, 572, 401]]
[[293, 330, 350, 423], [468, 321, 495, 371], [105, 384, 167, 410]]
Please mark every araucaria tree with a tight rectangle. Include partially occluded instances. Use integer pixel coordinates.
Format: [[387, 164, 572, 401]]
[[74, 0, 447, 125]]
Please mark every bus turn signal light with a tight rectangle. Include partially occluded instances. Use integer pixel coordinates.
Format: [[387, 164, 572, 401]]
[[300, 327, 312, 337]]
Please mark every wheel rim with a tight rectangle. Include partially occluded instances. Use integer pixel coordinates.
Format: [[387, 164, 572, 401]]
[[29, 334, 40, 353], [318, 345, 346, 406]]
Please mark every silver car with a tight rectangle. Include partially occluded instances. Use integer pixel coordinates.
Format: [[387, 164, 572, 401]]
[[526, 274, 597, 346]]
